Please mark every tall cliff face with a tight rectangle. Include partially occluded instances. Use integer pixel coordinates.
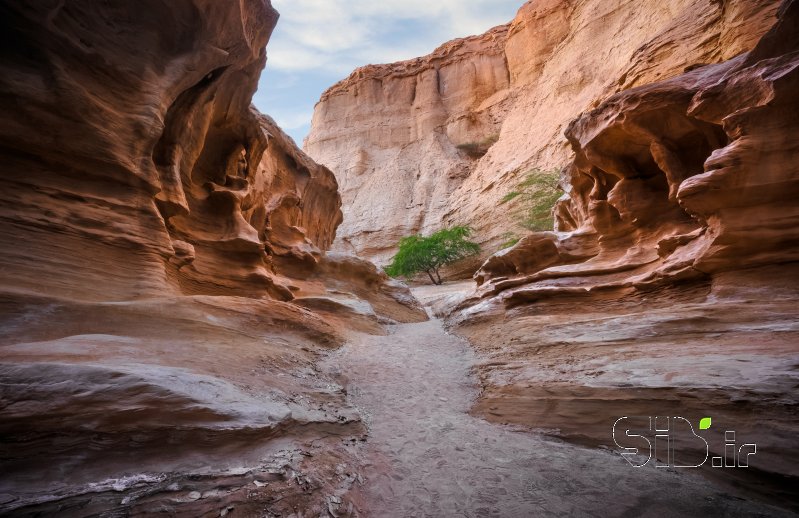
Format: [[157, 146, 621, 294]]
[[472, 0, 799, 296], [306, 25, 512, 263], [305, 0, 779, 264], [0, 1, 424, 515]]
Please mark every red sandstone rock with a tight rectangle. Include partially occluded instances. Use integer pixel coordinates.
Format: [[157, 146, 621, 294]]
[[474, 0, 799, 294], [0, 1, 423, 514], [306, 0, 779, 265], [451, 3, 799, 506]]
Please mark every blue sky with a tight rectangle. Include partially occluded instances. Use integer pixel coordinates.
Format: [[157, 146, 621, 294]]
[[252, 0, 524, 146]]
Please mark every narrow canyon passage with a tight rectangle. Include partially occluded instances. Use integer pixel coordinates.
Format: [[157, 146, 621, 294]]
[[324, 304, 791, 517]]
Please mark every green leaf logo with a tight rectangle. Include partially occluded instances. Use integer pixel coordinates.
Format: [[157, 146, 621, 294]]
[[699, 417, 712, 430]]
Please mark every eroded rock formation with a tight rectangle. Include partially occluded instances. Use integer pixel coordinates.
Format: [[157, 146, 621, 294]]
[[473, 0, 799, 296], [0, 1, 424, 514], [306, 0, 780, 265], [449, 1, 799, 507]]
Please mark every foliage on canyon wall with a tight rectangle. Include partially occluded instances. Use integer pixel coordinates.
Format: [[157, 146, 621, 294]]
[[306, 0, 780, 265], [500, 168, 563, 232]]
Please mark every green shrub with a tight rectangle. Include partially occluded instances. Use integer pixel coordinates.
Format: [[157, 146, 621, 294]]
[[500, 232, 520, 249], [385, 226, 480, 285], [500, 168, 562, 232]]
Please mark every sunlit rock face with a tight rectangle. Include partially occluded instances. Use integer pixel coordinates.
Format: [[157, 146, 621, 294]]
[[305, 0, 779, 265], [0, 1, 424, 514], [473, 0, 799, 295], [306, 25, 511, 264], [449, 2, 799, 507]]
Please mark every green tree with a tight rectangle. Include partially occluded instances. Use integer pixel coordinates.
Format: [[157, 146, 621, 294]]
[[501, 168, 562, 231], [385, 226, 480, 285]]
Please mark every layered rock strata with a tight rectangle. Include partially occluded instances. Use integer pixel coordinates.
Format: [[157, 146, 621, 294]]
[[449, 1, 799, 508], [306, 0, 780, 265], [473, 0, 799, 297], [0, 1, 423, 515]]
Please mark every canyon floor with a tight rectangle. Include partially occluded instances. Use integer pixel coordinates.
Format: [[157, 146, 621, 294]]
[[321, 285, 796, 517], [3, 279, 794, 517]]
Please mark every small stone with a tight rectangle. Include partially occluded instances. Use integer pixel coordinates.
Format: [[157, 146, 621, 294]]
[[187, 491, 201, 501], [327, 495, 342, 517]]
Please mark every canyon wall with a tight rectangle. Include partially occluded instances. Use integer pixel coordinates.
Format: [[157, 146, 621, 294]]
[[470, 0, 798, 301], [0, 1, 423, 515], [305, 0, 780, 265], [443, 0, 799, 506], [0, 0, 345, 303]]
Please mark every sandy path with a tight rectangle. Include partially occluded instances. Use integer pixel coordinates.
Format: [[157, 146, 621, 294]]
[[323, 315, 790, 517]]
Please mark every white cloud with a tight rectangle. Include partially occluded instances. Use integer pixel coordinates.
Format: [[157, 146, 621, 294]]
[[256, 0, 523, 143], [269, 109, 315, 130], [266, 41, 340, 73], [268, 0, 523, 72]]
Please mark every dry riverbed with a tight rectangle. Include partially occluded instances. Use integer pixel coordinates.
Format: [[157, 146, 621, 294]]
[[322, 284, 793, 516]]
